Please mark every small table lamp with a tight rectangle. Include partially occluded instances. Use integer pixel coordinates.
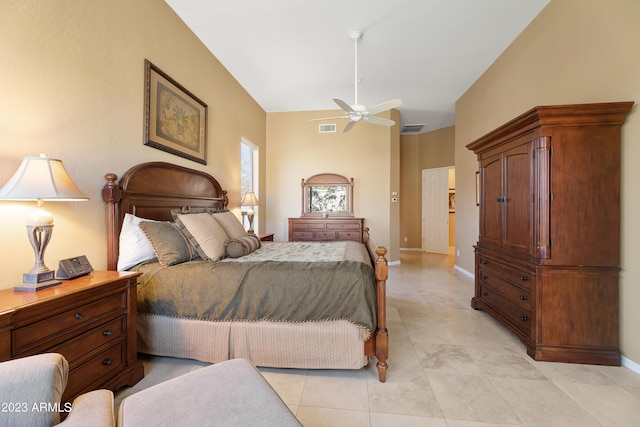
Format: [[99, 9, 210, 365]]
[[0, 154, 89, 291], [240, 191, 259, 235]]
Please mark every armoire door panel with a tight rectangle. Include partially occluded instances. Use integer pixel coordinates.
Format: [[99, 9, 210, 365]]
[[503, 142, 533, 254], [479, 155, 502, 248]]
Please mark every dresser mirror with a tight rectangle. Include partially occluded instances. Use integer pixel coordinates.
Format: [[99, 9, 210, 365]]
[[301, 173, 354, 217]]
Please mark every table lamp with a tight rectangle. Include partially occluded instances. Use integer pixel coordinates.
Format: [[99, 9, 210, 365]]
[[0, 154, 89, 291], [240, 191, 259, 235]]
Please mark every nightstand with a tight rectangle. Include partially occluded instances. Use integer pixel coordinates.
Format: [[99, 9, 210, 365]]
[[257, 232, 274, 242], [0, 271, 144, 406]]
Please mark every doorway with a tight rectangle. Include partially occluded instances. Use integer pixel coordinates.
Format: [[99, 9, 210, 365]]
[[422, 166, 455, 254]]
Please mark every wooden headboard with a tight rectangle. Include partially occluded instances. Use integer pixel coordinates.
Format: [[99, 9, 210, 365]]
[[102, 162, 229, 270]]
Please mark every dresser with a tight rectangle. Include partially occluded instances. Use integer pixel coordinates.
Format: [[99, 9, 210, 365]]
[[288, 217, 364, 242], [467, 102, 633, 366], [0, 271, 144, 405]]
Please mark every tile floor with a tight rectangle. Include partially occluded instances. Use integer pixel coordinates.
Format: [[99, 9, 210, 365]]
[[115, 251, 640, 426]]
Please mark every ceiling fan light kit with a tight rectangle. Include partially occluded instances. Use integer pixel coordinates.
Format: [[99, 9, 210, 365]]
[[311, 30, 402, 133]]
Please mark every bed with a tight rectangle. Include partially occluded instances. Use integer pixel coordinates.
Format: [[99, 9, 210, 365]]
[[102, 162, 389, 382]]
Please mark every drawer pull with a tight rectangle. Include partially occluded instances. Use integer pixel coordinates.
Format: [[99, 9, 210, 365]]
[[482, 291, 488, 296], [520, 276, 527, 281], [482, 275, 487, 280], [103, 359, 112, 366], [519, 295, 527, 301], [75, 313, 83, 320], [103, 329, 113, 337], [480, 259, 488, 265], [496, 196, 505, 203], [520, 316, 528, 321]]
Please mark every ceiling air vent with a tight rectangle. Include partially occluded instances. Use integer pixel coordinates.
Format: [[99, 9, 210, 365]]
[[401, 124, 425, 134], [319, 124, 337, 133]]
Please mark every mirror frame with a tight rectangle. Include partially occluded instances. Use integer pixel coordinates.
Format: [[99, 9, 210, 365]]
[[301, 173, 354, 217]]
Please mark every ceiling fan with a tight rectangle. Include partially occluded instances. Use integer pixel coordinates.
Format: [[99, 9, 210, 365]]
[[311, 30, 402, 133]]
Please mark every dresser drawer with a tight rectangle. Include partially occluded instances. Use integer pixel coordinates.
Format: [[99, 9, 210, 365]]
[[12, 291, 126, 355], [47, 316, 125, 368], [291, 231, 313, 240], [314, 231, 337, 240], [327, 221, 361, 231], [337, 231, 361, 241], [63, 342, 126, 403], [479, 285, 531, 334], [292, 221, 325, 230]]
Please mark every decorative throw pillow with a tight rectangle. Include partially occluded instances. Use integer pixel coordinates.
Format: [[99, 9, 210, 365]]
[[170, 207, 213, 221], [225, 235, 261, 258], [117, 213, 158, 271], [213, 211, 247, 239], [175, 212, 229, 261], [138, 221, 199, 266]]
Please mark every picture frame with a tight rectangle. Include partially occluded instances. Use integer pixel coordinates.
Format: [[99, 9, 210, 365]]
[[448, 189, 456, 213], [144, 59, 207, 164]]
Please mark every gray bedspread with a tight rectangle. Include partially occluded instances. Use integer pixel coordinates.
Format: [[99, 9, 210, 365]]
[[133, 241, 377, 334]]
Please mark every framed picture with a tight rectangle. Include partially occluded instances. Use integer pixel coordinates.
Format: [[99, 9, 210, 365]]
[[448, 189, 456, 212], [144, 59, 207, 164]]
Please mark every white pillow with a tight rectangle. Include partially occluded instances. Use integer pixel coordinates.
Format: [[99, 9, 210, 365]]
[[117, 213, 158, 271]]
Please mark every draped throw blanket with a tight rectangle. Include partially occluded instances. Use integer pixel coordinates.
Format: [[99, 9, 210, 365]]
[[133, 241, 377, 335]]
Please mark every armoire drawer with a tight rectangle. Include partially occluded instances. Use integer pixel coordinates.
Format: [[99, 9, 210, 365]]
[[479, 285, 531, 334], [478, 255, 532, 291], [478, 267, 531, 308]]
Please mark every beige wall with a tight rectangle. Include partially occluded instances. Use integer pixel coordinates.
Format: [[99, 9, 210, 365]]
[[0, 0, 266, 288], [455, 0, 640, 363], [399, 126, 455, 249], [265, 109, 400, 262]]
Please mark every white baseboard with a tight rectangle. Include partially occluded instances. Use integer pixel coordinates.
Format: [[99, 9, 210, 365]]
[[622, 355, 640, 375], [454, 264, 474, 279]]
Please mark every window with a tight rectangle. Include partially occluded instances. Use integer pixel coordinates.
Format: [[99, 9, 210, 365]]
[[240, 140, 259, 226]]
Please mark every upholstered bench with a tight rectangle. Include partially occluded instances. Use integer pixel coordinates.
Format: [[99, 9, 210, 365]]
[[118, 358, 301, 427]]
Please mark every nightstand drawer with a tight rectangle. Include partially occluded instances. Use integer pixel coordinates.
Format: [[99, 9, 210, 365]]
[[12, 291, 126, 354], [48, 316, 126, 368], [63, 342, 126, 402]]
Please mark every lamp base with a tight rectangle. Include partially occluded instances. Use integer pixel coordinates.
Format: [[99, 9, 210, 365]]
[[16, 269, 62, 292], [15, 279, 62, 292]]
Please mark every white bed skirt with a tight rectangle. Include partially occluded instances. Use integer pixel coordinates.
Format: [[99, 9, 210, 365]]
[[137, 313, 370, 369]]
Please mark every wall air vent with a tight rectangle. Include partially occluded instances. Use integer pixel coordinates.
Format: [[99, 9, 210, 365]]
[[401, 124, 425, 134], [319, 124, 337, 133]]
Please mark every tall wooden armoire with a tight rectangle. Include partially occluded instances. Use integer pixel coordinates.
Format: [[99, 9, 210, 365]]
[[467, 102, 633, 365]]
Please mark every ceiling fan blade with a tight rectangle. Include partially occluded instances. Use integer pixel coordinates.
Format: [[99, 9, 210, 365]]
[[333, 98, 354, 113], [362, 116, 396, 126], [367, 99, 403, 115], [308, 115, 348, 122], [343, 120, 357, 133]]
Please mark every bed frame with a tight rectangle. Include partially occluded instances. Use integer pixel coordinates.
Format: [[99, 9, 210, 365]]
[[102, 162, 389, 382]]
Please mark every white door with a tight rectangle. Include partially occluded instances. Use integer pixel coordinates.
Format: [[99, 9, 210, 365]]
[[422, 167, 451, 254]]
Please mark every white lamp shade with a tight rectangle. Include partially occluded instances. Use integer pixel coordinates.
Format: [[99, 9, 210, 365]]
[[240, 191, 259, 207], [0, 155, 89, 201]]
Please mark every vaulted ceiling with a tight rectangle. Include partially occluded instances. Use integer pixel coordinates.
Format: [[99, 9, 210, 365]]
[[165, 0, 550, 133]]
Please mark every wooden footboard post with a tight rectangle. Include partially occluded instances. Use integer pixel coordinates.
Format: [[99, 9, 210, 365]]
[[102, 173, 121, 271], [374, 246, 388, 382]]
